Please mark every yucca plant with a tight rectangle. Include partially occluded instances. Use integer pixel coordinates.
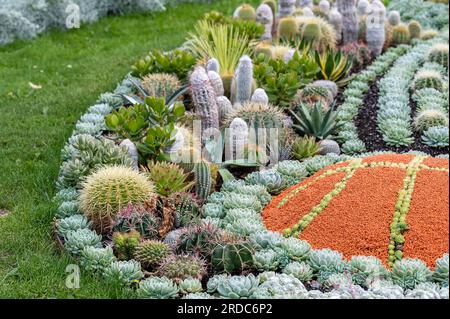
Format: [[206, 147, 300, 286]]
[[314, 51, 353, 87], [289, 102, 340, 140], [291, 136, 322, 160], [187, 20, 252, 77]]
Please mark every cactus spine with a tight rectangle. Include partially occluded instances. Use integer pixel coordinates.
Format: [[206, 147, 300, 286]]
[[278, 0, 296, 18], [190, 67, 220, 135], [337, 0, 359, 44], [366, 0, 386, 57], [233, 55, 254, 105], [194, 160, 212, 201], [256, 4, 274, 41]]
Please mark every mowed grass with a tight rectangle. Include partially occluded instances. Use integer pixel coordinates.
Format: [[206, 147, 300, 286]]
[[0, 0, 259, 298]]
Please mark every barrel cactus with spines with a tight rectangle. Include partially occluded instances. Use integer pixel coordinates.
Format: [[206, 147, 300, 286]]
[[236, 4, 256, 21], [251, 88, 269, 105], [208, 71, 225, 97], [141, 73, 180, 99], [428, 44, 449, 70], [194, 161, 212, 201], [79, 165, 156, 234], [366, 0, 386, 57], [211, 240, 254, 274], [296, 16, 337, 52], [189, 67, 220, 134], [319, 139, 341, 155], [301, 21, 322, 43], [278, 17, 299, 41], [392, 24, 410, 45], [413, 70, 444, 92], [337, 0, 359, 44], [134, 240, 171, 268], [408, 20, 421, 39], [414, 109, 449, 132], [158, 254, 208, 283], [254, 43, 274, 59], [294, 85, 334, 109]]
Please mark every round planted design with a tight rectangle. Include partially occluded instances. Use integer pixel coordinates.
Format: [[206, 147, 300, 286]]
[[262, 153, 449, 267]]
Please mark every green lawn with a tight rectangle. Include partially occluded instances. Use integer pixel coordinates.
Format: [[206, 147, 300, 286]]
[[0, 0, 259, 298]]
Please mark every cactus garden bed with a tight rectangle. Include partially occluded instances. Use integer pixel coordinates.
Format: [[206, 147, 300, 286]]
[[52, 0, 449, 299]]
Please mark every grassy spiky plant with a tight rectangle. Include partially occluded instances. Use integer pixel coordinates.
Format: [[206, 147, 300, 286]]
[[144, 161, 193, 198], [79, 165, 155, 234], [187, 20, 252, 77]]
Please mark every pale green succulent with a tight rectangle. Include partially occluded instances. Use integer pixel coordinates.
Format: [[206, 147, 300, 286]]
[[282, 261, 314, 282], [220, 180, 246, 192], [53, 188, 78, 203], [248, 231, 284, 250], [274, 161, 308, 186], [391, 258, 432, 290], [207, 274, 229, 293], [253, 249, 280, 271], [279, 237, 311, 262], [56, 200, 80, 218], [222, 193, 262, 213], [80, 246, 116, 272], [308, 249, 346, 283], [88, 103, 113, 115], [367, 280, 405, 299], [137, 276, 179, 299], [303, 155, 341, 174], [231, 184, 272, 206], [225, 218, 265, 236], [203, 203, 225, 219], [341, 139, 366, 155], [96, 93, 124, 108], [348, 256, 390, 288], [323, 273, 353, 291], [405, 282, 443, 299], [422, 126, 449, 148], [224, 208, 260, 224], [179, 277, 203, 294], [432, 254, 449, 287], [244, 170, 288, 195], [257, 271, 277, 284], [64, 229, 102, 255], [251, 273, 307, 299], [206, 192, 227, 205], [104, 260, 143, 287], [217, 274, 260, 299], [56, 215, 91, 238]]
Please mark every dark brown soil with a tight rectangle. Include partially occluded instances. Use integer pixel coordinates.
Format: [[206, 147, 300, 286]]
[[354, 79, 449, 157]]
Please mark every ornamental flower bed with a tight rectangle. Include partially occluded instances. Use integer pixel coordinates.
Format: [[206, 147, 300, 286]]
[[53, 0, 449, 299]]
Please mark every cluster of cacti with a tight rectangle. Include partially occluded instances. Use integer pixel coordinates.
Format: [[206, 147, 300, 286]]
[[337, 0, 359, 44], [278, 17, 299, 41], [112, 230, 141, 260], [79, 165, 156, 234], [114, 203, 160, 239], [141, 73, 180, 99]]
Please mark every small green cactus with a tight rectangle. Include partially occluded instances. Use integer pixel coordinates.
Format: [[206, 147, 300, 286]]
[[141, 73, 180, 99], [211, 240, 254, 274], [408, 20, 422, 39], [157, 254, 207, 283], [414, 109, 448, 132], [133, 240, 171, 268], [392, 24, 410, 45], [236, 4, 256, 21], [428, 43, 449, 70], [278, 17, 298, 40], [194, 161, 212, 201], [112, 230, 141, 260], [413, 70, 444, 92]]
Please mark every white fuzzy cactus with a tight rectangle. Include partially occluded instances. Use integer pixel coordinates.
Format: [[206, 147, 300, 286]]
[[119, 139, 138, 170], [234, 55, 254, 105], [297, 0, 313, 8], [278, 0, 296, 18], [208, 71, 225, 97], [302, 7, 314, 17], [319, 0, 331, 15], [256, 4, 274, 41], [357, 0, 369, 16], [337, 0, 359, 44], [251, 88, 269, 105], [329, 8, 343, 43], [226, 118, 249, 161], [387, 10, 401, 26], [366, 0, 386, 57], [189, 67, 220, 134], [217, 96, 233, 125], [206, 58, 220, 74]]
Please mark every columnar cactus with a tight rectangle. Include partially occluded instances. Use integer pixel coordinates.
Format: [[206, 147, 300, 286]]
[[297, 0, 313, 8], [217, 96, 234, 125], [233, 55, 254, 105], [208, 71, 225, 97], [278, 0, 296, 18], [256, 4, 274, 41], [357, 0, 369, 16], [387, 10, 401, 26], [337, 0, 359, 44], [329, 8, 343, 43], [366, 0, 386, 57], [226, 118, 249, 161], [206, 58, 220, 74], [194, 160, 212, 201], [319, 0, 331, 15], [189, 67, 220, 134]]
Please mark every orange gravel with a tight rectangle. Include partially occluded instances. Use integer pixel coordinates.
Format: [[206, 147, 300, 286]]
[[299, 166, 405, 263], [262, 154, 450, 265], [262, 172, 347, 232], [402, 169, 449, 268]]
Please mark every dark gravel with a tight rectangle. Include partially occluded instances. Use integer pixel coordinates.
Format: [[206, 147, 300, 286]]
[[353, 79, 449, 157]]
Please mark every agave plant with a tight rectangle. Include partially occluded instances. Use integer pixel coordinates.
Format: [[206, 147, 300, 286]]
[[289, 102, 340, 140], [314, 51, 353, 87]]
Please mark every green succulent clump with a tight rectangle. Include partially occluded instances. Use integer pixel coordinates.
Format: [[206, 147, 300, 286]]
[[244, 170, 288, 195], [146, 161, 191, 197], [103, 260, 144, 287], [174, 192, 203, 227], [341, 139, 366, 154], [273, 160, 308, 186], [217, 274, 259, 299], [80, 246, 116, 272], [422, 126, 449, 148], [282, 261, 314, 282], [134, 240, 172, 268], [141, 73, 180, 99], [292, 136, 322, 160], [64, 229, 102, 255], [253, 249, 280, 271], [391, 258, 432, 290], [279, 237, 311, 262], [308, 249, 346, 283], [432, 254, 449, 287], [203, 203, 225, 219], [222, 193, 262, 213], [230, 184, 272, 206], [56, 201, 80, 218], [137, 276, 179, 299], [158, 254, 207, 283], [79, 165, 155, 234], [248, 231, 284, 250], [112, 231, 141, 260], [348, 256, 390, 288]]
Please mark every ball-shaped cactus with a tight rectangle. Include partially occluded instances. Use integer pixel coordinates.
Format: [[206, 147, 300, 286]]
[[428, 43, 449, 70], [134, 240, 172, 268], [414, 109, 449, 132], [237, 4, 257, 21], [278, 17, 299, 40], [392, 24, 410, 45], [141, 73, 180, 99], [158, 254, 207, 283], [79, 165, 156, 234], [408, 20, 422, 39], [387, 10, 401, 26], [413, 70, 444, 92]]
